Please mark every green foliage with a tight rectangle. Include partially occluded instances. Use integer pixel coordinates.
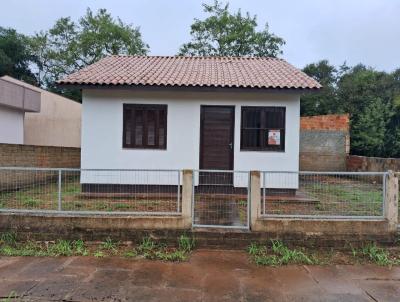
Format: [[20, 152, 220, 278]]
[[132, 236, 192, 262], [0, 26, 37, 84], [101, 237, 118, 252], [301, 61, 400, 157], [72, 239, 89, 256], [0, 291, 17, 302], [94, 250, 105, 258], [360, 242, 394, 266], [0, 232, 17, 246], [29, 8, 149, 101], [179, 1, 285, 57], [178, 234, 195, 252], [0, 238, 89, 257], [301, 60, 338, 116], [0, 240, 47, 257], [248, 240, 315, 266], [48, 240, 73, 256], [21, 198, 40, 208], [123, 250, 138, 258]]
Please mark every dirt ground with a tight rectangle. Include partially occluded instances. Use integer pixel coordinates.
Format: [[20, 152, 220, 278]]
[[0, 250, 399, 302]]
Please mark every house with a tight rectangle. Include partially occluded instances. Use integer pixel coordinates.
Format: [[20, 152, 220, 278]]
[[58, 56, 321, 189], [0, 76, 81, 148]]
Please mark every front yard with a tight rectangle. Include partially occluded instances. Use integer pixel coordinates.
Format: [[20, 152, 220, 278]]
[[0, 175, 386, 218]]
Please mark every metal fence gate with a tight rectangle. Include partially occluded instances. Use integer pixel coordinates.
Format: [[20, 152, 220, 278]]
[[192, 170, 250, 229]]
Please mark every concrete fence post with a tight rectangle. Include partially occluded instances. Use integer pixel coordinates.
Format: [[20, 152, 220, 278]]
[[250, 171, 261, 231], [181, 169, 193, 228], [385, 170, 398, 232]]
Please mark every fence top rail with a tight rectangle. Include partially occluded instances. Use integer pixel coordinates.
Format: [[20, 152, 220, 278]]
[[262, 171, 388, 176], [0, 167, 391, 175], [0, 167, 182, 172]]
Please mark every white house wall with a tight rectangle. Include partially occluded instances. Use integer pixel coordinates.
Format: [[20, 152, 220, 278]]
[[81, 89, 300, 188], [0, 106, 24, 144]]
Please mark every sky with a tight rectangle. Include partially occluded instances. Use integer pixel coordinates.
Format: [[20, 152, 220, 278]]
[[1, 0, 399, 71]]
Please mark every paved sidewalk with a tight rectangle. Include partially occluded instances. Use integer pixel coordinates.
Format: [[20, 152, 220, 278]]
[[0, 250, 399, 301]]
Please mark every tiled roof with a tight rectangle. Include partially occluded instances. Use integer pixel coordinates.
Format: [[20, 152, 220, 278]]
[[58, 55, 321, 90]]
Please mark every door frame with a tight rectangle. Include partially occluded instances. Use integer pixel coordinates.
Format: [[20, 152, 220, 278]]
[[199, 105, 235, 171]]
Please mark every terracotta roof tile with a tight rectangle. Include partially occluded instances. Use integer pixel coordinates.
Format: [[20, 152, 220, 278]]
[[57, 55, 321, 90]]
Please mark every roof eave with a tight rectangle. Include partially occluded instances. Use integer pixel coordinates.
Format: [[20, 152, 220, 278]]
[[56, 82, 321, 93]]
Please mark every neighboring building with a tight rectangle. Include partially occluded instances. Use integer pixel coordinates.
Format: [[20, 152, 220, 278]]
[[0, 77, 41, 144], [0, 76, 81, 147], [58, 55, 321, 189]]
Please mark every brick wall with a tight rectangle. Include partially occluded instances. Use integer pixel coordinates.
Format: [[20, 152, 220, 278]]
[[347, 155, 400, 172], [300, 114, 350, 131], [0, 143, 80, 190], [0, 143, 80, 168], [300, 114, 350, 171]]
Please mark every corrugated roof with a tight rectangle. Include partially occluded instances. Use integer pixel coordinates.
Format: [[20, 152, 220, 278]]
[[58, 55, 321, 90]]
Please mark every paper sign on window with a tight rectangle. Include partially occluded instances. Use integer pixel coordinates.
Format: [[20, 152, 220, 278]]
[[268, 130, 281, 145]]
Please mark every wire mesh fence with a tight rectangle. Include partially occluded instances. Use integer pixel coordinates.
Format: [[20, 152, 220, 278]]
[[261, 171, 386, 218], [193, 170, 250, 228], [0, 168, 181, 215]]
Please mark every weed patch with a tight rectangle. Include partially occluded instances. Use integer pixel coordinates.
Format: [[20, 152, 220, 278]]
[[0, 291, 17, 302], [127, 235, 194, 262], [248, 240, 316, 266], [0, 232, 17, 246], [351, 242, 399, 266], [101, 237, 118, 254]]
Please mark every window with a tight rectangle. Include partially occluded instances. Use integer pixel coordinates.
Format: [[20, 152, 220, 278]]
[[123, 104, 167, 149], [240, 106, 285, 151]]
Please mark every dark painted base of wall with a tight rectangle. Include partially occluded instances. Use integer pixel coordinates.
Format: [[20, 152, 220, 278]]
[[1, 227, 396, 249]]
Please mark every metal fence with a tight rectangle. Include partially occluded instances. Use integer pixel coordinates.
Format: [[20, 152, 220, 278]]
[[261, 171, 386, 219], [0, 167, 391, 221], [192, 170, 250, 229], [0, 168, 181, 215]]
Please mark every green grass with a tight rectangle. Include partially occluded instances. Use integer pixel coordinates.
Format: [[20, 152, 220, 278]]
[[178, 234, 195, 252], [248, 240, 400, 267], [113, 203, 131, 210], [0, 291, 17, 302], [73, 239, 89, 256], [94, 250, 105, 258], [0, 237, 89, 257], [0, 179, 176, 213], [1, 232, 17, 246], [303, 182, 383, 216], [128, 235, 194, 262], [248, 240, 315, 266], [0, 233, 194, 262], [358, 242, 398, 266], [101, 237, 118, 252], [48, 240, 74, 256]]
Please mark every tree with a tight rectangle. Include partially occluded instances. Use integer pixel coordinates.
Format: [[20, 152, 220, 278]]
[[351, 98, 388, 156], [179, 1, 285, 57], [336, 65, 395, 156], [30, 8, 149, 100], [300, 60, 338, 116], [384, 68, 400, 157], [0, 27, 36, 84]]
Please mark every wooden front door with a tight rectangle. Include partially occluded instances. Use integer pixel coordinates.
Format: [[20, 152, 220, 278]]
[[199, 106, 235, 184]]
